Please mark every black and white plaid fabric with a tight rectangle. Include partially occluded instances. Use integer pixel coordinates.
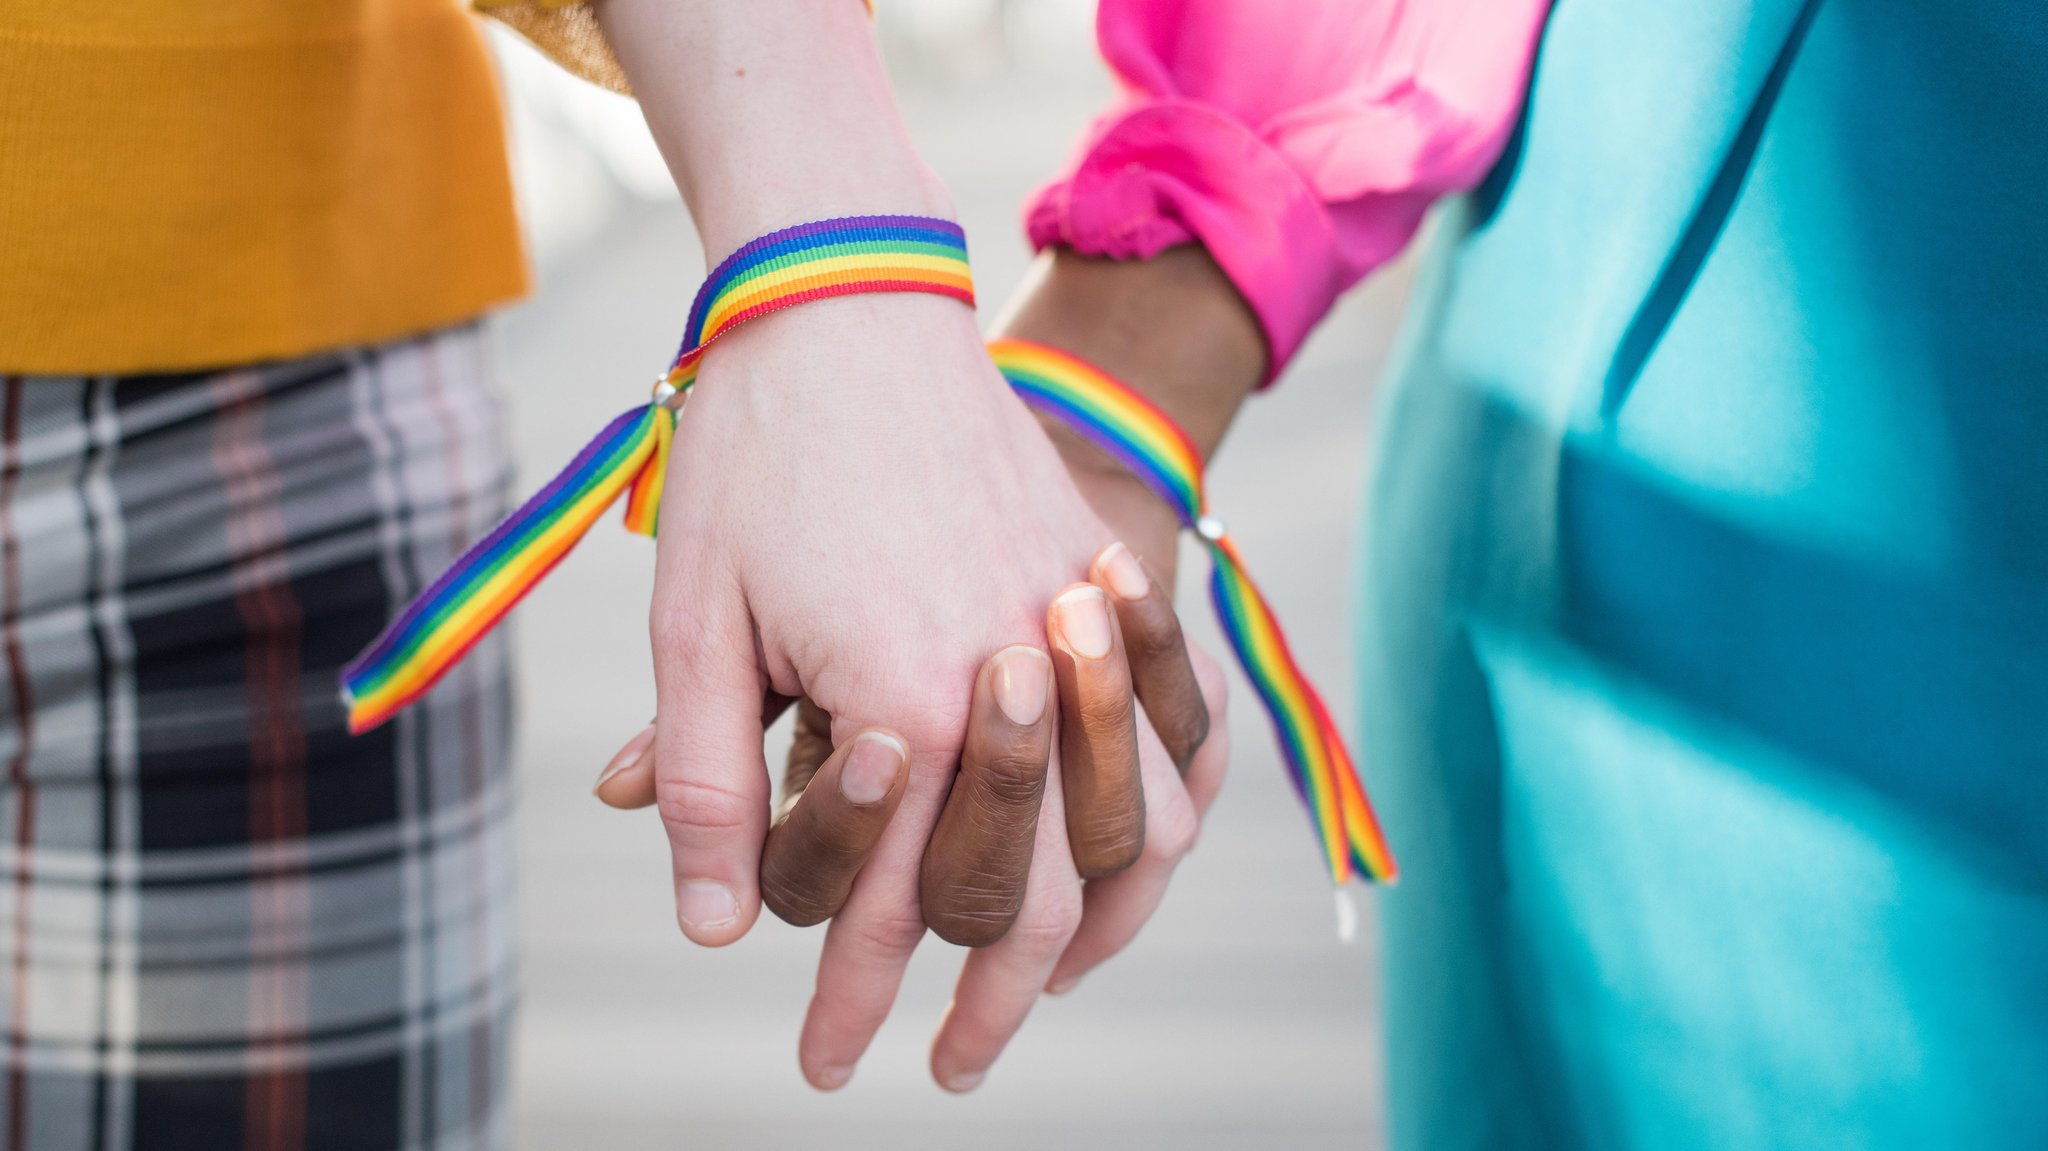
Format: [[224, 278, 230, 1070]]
[[0, 326, 516, 1150]]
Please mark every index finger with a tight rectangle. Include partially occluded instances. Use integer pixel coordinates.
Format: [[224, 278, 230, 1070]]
[[1048, 583, 1145, 879], [1092, 542, 1208, 772]]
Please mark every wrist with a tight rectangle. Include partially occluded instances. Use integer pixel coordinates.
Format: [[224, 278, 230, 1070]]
[[685, 158, 957, 266], [596, 0, 954, 261], [996, 246, 1265, 592], [992, 247, 1263, 461]]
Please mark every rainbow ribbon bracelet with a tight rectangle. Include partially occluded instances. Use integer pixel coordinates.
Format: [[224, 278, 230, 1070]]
[[339, 215, 974, 733], [990, 339, 1396, 888], [339, 215, 1393, 890]]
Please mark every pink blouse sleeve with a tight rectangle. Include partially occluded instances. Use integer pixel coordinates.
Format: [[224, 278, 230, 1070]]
[[1025, 0, 1549, 378]]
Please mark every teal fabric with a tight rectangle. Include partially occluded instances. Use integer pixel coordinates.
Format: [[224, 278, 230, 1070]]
[[1359, 2, 2048, 1148]]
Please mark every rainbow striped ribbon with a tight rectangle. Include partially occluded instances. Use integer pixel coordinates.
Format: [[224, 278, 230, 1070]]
[[340, 216, 974, 734], [990, 338, 1396, 886], [341, 221, 1394, 889]]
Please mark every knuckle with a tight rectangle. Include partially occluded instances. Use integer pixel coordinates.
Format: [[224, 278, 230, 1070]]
[[973, 753, 1049, 813], [1077, 712, 1139, 769], [849, 907, 929, 956], [1079, 675, 1139, 728], [1145, 802, 1198, 864], [924, 881, 1025, 948], [970, 719, 1050, 777], [1007, 887, 1083, 956], [654, 774, 757, 838], [648, 592, 719, 661]]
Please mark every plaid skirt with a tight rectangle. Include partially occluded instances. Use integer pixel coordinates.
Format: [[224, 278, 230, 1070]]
[[0, 327, 516, 1150]]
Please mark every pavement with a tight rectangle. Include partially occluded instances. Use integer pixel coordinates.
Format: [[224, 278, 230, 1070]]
[[486, 17, 1418, 1149]]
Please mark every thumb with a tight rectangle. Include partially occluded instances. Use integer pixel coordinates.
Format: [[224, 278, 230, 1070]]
[[651, 593, 771, 947]]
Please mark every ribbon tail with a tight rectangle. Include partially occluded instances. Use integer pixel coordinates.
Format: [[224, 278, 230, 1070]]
[[1309, 676, 1399, 884], [622, 403, 676, 537], [340, 403, 667, 734], [1204, 535, 1397, 886]]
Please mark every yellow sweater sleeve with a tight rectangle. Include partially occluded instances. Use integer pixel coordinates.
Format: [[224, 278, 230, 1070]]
[[475, 1, 633, 93]]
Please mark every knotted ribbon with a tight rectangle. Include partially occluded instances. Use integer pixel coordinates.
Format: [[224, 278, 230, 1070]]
[[340, 216, 973, 733]]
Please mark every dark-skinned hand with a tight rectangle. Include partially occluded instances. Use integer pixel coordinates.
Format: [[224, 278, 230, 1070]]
[[592, 542, 1226, 1091]]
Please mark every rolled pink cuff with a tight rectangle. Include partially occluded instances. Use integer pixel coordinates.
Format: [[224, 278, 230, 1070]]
[[1026, 101, 1435, 377], [1025, 0, 1548, 381]]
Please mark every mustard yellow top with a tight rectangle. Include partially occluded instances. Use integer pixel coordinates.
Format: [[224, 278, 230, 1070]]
[[0, 0, 540, 374]]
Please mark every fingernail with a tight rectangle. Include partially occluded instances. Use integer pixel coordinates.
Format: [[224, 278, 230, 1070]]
[[676, 879, 737, 930], [594, 724, 656, 794], [839, 731, 905, 806], [1099, 542, 1150, 601], [814, 1064, 854, 1090], [944, 1070, 985, 1094], [1046, 975, 1081, 996], [991, 646, 1051, 726], [1054, 585, 1113, 660]]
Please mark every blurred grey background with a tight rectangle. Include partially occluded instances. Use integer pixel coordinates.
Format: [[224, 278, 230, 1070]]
[[484, 5, 1417, 1147]]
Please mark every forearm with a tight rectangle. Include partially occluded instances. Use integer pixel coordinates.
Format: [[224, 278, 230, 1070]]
[[594, 0, 951, 260], [992, 246, 1264, 589]]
